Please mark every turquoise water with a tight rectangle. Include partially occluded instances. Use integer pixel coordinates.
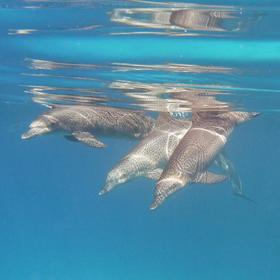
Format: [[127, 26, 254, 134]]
[[1, 1, 280, 279]]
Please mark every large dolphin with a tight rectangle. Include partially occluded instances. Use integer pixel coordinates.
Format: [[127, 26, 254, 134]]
[[22, 105, 155, 148], [151, 111, 260, 210]]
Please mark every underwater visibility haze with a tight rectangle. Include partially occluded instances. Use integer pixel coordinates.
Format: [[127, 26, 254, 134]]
[[1, 0, 280, 279]]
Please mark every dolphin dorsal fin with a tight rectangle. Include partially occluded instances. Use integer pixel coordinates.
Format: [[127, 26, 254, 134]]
[[155, 113, 173, 127], [155, 112, 192, 128]]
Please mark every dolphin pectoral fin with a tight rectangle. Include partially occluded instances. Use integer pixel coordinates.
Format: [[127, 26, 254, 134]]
[[144, 168, 163, 180], [215, 152, 243, 195], [71, 132, 106, 148], [195, 171, 227, 184]]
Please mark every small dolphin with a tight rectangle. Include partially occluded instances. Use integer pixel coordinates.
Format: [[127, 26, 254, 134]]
[[99, 113, 191, 195], [22, 105, 155, 148], [151, 111, 260, 210]]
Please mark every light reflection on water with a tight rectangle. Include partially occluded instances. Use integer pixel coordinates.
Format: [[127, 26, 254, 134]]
[[2, 0, 275, 39], [16, 56, 280, 115], [23, 58, 235, 112]]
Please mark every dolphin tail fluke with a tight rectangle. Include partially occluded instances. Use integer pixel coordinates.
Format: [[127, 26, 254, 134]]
[[150, 178, 185, 210], [70, 132, 106, 148]]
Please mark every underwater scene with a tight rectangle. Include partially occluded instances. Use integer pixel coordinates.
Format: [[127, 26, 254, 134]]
[[1, 0, 280, 279]]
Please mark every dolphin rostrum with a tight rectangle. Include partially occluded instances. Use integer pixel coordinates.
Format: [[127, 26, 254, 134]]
[[151, 111, 260, 210], [22, 105, 155, 148]]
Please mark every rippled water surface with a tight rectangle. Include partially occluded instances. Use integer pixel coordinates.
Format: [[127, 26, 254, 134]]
[[1, 1, 280, 279]]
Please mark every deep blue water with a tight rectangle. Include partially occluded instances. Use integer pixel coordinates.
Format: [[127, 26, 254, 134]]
[[1, 1, 280, 279]]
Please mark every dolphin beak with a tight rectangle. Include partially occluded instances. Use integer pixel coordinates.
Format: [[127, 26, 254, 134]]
[[252, 112, 261, 118], [98, 188, 108, 196], [21, 127, 50, 139], [150, 179, 185, 210], [99, 182, 113, 196], [99, 174, 125, 195], [150, 195, 165, 210]]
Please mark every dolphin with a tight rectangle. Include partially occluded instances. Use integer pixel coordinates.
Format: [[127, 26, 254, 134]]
[[21, 105, 155, 148], [151, 111, 260, 210], [99, 113, 191, 195]]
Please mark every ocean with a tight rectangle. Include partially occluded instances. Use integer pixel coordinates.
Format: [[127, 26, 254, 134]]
[[1, 0, 280, 279]]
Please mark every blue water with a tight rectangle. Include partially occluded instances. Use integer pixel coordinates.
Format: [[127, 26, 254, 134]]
[[1, 1, 280, 279]]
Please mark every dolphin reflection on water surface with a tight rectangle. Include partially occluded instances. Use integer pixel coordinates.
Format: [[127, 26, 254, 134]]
[[112, 4, 262, 35]]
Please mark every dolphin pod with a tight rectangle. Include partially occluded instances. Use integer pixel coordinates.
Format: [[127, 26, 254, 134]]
[[22, 105, 155, 148], [22, 104, 259, 210]]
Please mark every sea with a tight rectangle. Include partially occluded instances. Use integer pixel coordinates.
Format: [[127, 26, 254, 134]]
[[1, 0, 280, 279]]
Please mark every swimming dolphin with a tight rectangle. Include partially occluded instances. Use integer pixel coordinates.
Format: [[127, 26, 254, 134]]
[[99, 113, 191, 195], [22, 105, 155, 148], [151, 111, 260, 210]]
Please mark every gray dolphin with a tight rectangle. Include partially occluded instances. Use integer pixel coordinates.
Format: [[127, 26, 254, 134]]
[[22, 105, 155, 148], [99, 113, 191, 195], [151, 111, 260, 210]]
